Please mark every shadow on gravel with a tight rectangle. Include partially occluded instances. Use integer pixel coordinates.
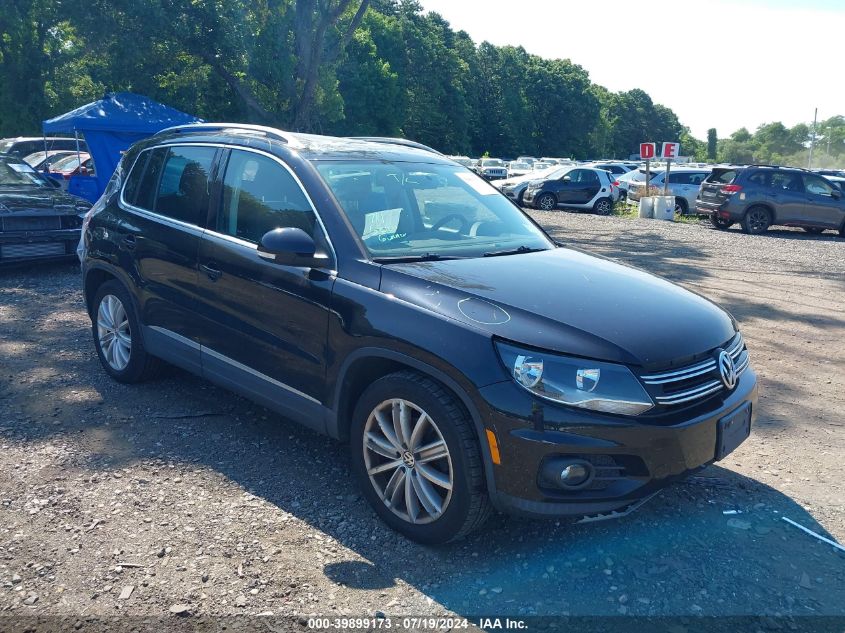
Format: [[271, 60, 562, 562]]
[[551, 226, 713, 285]]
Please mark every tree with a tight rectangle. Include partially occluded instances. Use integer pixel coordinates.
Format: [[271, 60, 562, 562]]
[[707, 128, 717, 160]]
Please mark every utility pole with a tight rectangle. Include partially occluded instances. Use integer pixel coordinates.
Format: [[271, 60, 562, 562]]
[[808, 107, 818, 169]]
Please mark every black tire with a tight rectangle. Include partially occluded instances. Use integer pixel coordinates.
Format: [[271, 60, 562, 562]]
[[674, 197, 689, 215], [535, 193, 557, 211], [741, 206, 771, 235], [91, 280, 162, 383], [349, 370, 491, 544], [802, 226, 824, 234], [710, 214, 734, 230], [593, 197, 613, 215]]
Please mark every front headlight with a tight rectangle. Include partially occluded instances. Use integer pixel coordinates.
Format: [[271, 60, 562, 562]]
[[496, 342, 654, 416]]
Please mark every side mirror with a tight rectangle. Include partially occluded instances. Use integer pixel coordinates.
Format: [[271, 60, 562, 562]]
[[831, 188, 842, 200], [562, 175, 572, 182], [257, 228, 324, 267]]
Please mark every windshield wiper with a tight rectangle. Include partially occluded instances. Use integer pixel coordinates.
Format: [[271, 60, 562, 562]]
[[482, 245, 548, 258], [373, 253, 467, 264]]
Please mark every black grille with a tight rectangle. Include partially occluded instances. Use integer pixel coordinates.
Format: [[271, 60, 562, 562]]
[[2, 216, 62, 231]]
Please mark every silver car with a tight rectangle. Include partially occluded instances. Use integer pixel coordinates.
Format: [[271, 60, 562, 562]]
[[628, 167, 712, 215]]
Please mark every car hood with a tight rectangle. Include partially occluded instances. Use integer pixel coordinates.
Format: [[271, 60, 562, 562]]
[[0, 187, 89, 215], [379, 248, 735, 368]]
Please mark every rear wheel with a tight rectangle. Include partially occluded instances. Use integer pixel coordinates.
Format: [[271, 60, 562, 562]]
[[803, 226, 824, 234], [710, 214, 734, 230], [741, 206, 771, 235], [350, 371, 490, 544], [535, 193, 557, 211], [593, 197, 613, 215], [92, 280, 162, 383]]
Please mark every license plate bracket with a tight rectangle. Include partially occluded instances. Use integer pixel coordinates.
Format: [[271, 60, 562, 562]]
[[716, 402, 751, 461]]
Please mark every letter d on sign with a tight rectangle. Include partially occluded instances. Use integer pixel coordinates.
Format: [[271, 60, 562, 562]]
[[640, 143, 656, 160]]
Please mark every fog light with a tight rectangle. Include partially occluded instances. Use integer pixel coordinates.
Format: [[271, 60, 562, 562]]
[[560, 462, 592, 487], [540, 458, 595, 490]]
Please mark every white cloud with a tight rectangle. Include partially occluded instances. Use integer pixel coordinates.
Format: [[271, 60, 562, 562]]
[[417, 0, 842, 139]]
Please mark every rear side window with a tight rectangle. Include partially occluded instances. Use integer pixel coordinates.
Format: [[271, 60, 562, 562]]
[[746, 171, 770, 187], [122, 151, 150, 205], [217, 149, 316, 243], [770, 171, 803, 192], [134, 148, 167, 212], [154, 146, 216, 225]]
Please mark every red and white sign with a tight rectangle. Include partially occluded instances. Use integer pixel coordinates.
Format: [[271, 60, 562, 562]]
[[640, 143, 656, 160], [661, 142, 680, 159]]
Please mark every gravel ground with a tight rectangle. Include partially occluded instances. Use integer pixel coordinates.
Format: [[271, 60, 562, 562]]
[[0, 214, 843, 629]]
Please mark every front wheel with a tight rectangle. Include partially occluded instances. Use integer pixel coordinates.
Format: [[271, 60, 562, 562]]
[[593, 197, 613, 215], [350, 371, 490, 544], [741, 206, 771, 235], [674, 198, 689, 215], [535, 193, 557, 211]]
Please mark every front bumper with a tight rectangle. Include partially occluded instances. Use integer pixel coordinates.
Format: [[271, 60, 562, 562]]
[[0, 229, 81, 264], [476, 367, 758, 518]]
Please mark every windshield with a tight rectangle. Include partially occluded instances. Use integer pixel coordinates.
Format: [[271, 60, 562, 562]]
[[0, 158, 51, 187], [481, 159, 504, 167], [315, 161, 554, 260], [51, 154, 87, 171]]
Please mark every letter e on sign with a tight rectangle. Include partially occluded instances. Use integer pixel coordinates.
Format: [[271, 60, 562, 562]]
[[640, 143, 656, 160], [662, 142, 680, 159]]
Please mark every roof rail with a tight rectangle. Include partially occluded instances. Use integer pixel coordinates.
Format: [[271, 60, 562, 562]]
[[346, 136, 443, 156], [157, 123, 303, 148]]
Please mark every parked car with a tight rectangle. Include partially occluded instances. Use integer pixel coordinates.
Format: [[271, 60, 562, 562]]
[[495, 165, 570, 205], [0, 137, 87, 158], [22, 150, 76, 171], [0, 155, 91, 264], [516, 156, 537, 166], [447, 155, 474, 169], [474, 158, 508, 181], [614, 168, 652, 201], [587, 162, 637, 179], [628, 167, 712, 215], [826, 175, 845, 192], [49, 152, 95, 178], [697, 165, 845, 235], [507, 161, 533, 178], [80, 124, 757, 543], [523, 166, 616, 214]]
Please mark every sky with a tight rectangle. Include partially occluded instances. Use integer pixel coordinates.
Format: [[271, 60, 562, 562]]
[[417, 0, 843, 140]]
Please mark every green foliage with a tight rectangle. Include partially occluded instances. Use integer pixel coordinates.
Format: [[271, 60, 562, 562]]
[[706, 128, 717, 161], [0, 0, 706, 159], [716, 117, 845, 167]]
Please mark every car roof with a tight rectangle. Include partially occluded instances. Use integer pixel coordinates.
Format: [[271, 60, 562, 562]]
[[150, 124, 455, 165]]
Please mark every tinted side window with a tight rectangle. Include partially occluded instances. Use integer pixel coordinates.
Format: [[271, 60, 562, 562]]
[[122, 151, 150, 206], [134, 148, 167, 212], [804, 175, 836, 197], [218, 150, 316, 244], [154, 146, 216, 225], [770, 172, 803, 192], [668, 172, 692, 184], [746, 171, 770, 187]]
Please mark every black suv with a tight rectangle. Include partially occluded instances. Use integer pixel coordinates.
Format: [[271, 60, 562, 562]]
[[698, 165, 845, 235], [80, 124, 758, 543]]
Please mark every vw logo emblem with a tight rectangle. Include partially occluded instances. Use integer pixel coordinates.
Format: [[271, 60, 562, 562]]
[[402, 450, 415, 468], [718, 350, 737, 390]]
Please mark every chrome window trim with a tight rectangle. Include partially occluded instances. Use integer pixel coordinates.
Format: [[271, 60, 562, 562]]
[[117, 142, 337, 266]]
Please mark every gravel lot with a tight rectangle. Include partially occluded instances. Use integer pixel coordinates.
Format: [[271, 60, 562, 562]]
[[1, 214, 843, 628]]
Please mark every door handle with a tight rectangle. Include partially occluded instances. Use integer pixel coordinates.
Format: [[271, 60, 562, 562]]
[[122, 234, 137, 249], [201, 263, 223, 281]]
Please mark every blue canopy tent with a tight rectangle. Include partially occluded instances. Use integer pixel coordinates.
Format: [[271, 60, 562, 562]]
[[42, 92, 201, 202]]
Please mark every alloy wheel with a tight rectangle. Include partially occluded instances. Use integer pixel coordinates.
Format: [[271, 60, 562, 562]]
[[97, 294, 131, 371], [362, 398, 454, 525], [595, 199, 611, 215], [747, 208, 770, 233], [538, 194, 556, 211]]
